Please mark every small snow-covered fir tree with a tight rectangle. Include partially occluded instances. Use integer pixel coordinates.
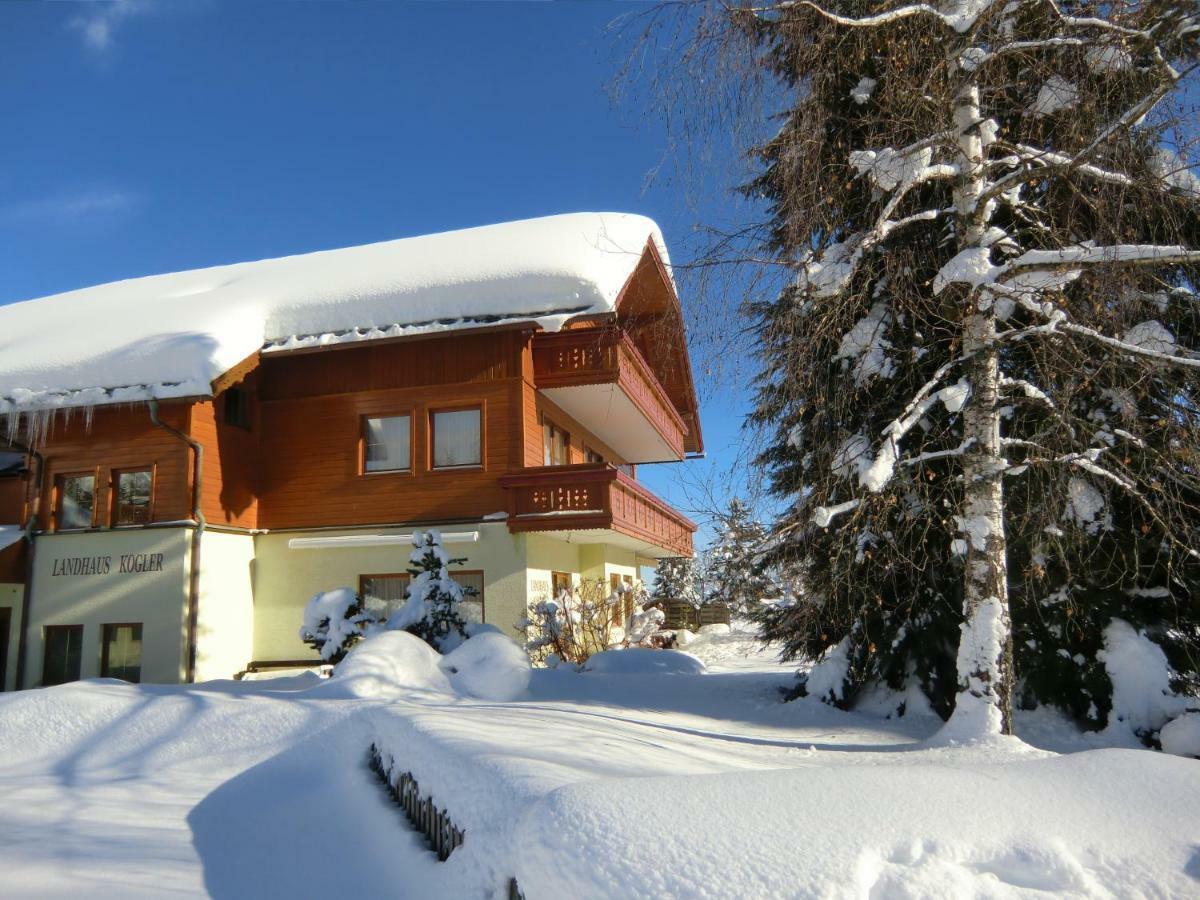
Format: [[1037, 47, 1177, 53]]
[[386, 531, 473, 652], [651, 556, 701, 609], [642, 0, 1200, 739], [299, 587, 374, 663], [705, 497, 776, 615]]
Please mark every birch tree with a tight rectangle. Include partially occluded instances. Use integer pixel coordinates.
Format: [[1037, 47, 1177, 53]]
[[637, 0, 1199, 738]]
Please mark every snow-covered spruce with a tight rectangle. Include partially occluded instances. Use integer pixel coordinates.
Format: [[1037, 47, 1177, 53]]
[[298, 587, 374, 663], [704, 498, 777, 616], [719, 0, 1200, 739], [384, 530, 472, 653]]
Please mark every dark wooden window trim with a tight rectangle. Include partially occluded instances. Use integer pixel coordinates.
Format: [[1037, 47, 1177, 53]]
[[543, 419, 571, 467], [222, 387, 251, 431], [42, 624, 84, 686], [551, 571, 573, 597], [53, 470, 99, 532], [110, 466, 156, 527], [428, 403, 485, 473], [100, 622, 143, 683], [360, 412, 416, 477]]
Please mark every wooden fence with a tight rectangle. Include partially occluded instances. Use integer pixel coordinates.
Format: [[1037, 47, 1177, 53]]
[[661, 599, 732, 631], [368, 744, 525, 898]]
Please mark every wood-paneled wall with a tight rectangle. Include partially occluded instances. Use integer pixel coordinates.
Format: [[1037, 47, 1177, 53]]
[[33, 404, 193, 529], [0, 476, 26, 526], [189, 375, 260, 529]]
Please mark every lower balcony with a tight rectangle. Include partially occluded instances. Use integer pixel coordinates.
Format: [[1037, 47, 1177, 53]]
[[497, 464, 695, 559]]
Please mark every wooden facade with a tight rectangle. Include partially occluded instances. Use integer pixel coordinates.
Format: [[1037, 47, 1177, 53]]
[[0, 241, 701, 566]]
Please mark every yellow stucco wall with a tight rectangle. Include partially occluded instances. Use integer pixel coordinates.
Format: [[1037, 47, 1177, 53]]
[[251, 523, 530, 660], [25, 528, 190, 685], [0, 583, 22, 691], [194, 530, 255, 681]]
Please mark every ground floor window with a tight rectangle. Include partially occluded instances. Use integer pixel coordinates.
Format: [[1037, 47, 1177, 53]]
[[360, 573, 411, 621], [551, 571, 572, 599], [42, 625, 83, 686], [451, 571, 485, 624], [101, 623, 143, 683]]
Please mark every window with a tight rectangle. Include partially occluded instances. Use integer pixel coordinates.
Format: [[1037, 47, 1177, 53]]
[[543, 421, 570, 466], [618, 463, 636, 479], [113, 469, 153, 526], [551, 571, 573, 598], [42, 625, 83, 686], [451, 571, 485, 624], [360, 573, 412, 621], [431, 407, 481, 469], [364, 415, 412, 473], [56, 474, 95, 530], [584, 447, 605, 465], [223, 388, 250, 429], [101, 623, 143, 683]]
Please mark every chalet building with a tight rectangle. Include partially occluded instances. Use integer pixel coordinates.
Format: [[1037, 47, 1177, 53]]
[[0, 213, 701, 690]]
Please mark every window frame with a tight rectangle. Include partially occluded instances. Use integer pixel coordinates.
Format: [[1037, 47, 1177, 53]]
[[450, 568, 486, 624], [360, 412, 416, 476], [551, 571, 573, 598], [54, 470, 98, 531], [358, 572, 413, 619], [100, 622, 143, 683], [542, 419, 571, 467], [428, 403, 485, 472], [111, 466, 155, 527], [42, 624, 84, 686], [584, 446, 605, 465]]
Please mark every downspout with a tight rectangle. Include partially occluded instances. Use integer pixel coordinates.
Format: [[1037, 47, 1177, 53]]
[[12, 442, 43, 690], [149, 399, 205, 684]]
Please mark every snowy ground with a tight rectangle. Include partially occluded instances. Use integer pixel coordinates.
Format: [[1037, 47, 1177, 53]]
[[0, 627, 1196, 898]]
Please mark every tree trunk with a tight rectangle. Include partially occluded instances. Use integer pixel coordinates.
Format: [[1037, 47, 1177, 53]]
[[945, 84, 1014, 738]]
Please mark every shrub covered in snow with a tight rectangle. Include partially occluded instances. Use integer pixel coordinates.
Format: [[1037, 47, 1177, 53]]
[[298, 587, 375, 663], [524, 579, 627, 666], [704, 498, 777, 615], [1159, 713, 1200, 758], [324, 630, 451, 699], [440, 632, 531, 701], [385, 531, 473, 653]]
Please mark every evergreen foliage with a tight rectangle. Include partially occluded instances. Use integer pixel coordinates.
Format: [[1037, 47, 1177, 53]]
[[649, 0, 1200, 734], [298, 587, 374, 664], [388, 531, 474, 653], [651, 556, 702, 609], [705, 498, 776, 615]]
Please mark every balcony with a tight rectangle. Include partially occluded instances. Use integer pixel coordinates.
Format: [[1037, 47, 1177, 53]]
[[498, 464, 695, 559], [533, 330, 687, 463]]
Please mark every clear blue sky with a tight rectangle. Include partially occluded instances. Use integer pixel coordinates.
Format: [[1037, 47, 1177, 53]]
[[0, 0, 757, 544]]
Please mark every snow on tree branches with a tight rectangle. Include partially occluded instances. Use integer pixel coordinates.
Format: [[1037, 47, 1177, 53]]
[[299, 587, 373, 663], [647, 0, 1200, 740], [385, 531, 473, 653]]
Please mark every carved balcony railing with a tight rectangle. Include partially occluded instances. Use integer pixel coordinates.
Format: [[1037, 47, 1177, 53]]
[[532, 330, 687, 460], [498, 464, 695, 558]]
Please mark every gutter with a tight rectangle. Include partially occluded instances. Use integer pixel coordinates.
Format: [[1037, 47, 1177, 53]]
[[149, 400, 205, 684], [8, 442, 43, 690]]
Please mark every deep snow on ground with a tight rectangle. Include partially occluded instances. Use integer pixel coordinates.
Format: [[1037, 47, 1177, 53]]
[[0, 626, 1196, 899]]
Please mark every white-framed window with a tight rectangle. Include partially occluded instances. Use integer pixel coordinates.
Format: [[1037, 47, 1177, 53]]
[[431, 407, 482, 469], [364, 414, 412, 473]]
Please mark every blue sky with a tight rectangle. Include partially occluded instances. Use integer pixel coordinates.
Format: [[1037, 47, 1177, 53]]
[[0, 0, 761, 543]]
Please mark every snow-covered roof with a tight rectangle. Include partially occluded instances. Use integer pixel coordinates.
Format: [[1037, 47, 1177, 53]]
[[0, 212, 667, 415]]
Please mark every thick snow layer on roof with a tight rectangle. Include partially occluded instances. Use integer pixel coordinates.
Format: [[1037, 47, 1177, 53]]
[[0, 212, 665, 415]]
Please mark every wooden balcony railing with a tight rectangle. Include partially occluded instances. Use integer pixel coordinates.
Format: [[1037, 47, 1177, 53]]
[[532, 330, 687, 460], [498, 464, 695, 558]]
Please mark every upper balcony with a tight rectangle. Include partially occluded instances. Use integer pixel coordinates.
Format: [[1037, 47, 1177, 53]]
[[498, 463, 695, 558], [532, 330, 687, 463]]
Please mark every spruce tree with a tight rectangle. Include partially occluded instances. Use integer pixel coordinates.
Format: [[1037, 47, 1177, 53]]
[[386, 531, 474, 652], [644, 0, 1200, 737], [651, 556, 702, 609], [706, 498, 776, 615]]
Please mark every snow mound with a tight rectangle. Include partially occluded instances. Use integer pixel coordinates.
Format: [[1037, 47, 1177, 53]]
[[322, 631, 451, 699], [1160, 713, 1200, 758], [697, 623, 730, 636], [439, 632, 531, 701], [583, 648, 707, 675], [0, 212, 666, 414], [514, 748, 1200, 899]]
